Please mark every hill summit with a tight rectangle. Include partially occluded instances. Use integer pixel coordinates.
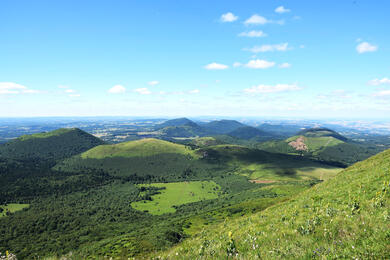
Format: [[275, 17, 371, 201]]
[[156, 118, 196, 129], [298, 127, 348, 142], [0, 128, 104, 161], [258, 127, 372, 165]]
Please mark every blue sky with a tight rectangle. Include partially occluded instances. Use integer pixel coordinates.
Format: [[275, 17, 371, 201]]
[[0, 0, 389, 118]]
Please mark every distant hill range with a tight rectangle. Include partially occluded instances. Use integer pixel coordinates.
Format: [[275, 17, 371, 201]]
[[155, 118, 274, 141], [258, 127, 376, 166], [228, 126, 274, 141], [155, 117, 197, 129], [0, 128, 104, 162], [257, 123, 305, 137]]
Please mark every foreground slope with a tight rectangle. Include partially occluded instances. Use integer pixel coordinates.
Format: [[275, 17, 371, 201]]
[[0, 128, 104, 162], [258, 128, 372, 165], [157, 149, 390, 259]]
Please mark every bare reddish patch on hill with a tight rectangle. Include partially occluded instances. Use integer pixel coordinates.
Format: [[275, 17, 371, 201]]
[[249, 180, 276, 184], [288, 136, 308, 151]]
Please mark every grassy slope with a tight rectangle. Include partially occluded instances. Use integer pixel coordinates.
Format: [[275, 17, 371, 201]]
[[80, 138, 195, 159], [54, 138, 206, 179], [191, 137, 224, 147], [259, 133, 371, 166], [201, 145, 341, 181], [157, 149, 390, 259], [0, 204, 29, 217], [131, 181, 220, 215], [57, 140, 340, 182]]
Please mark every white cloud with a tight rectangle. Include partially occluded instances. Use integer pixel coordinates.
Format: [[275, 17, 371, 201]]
[[65, 89, 75, 93], [245, 43, 289, 53], [188, 89, 200, 94], [356, 42, 378, 53], [134, 88, 151, 95], [148, 81, 159, 86], [238, 30, 267, 37], [368, 77, 390, 86], [108, 85, 126, 94], [244, 84, 301, 94], [220, 12, 238, 22], [69, 94, 81, 97], [0, 82, 39, 95], [275, 6, 291, 14], [373, 90, 390, 97], [279, 62, 292, 68], [204, 62, 229, 70], [244, 14, 284, 25], [244, 14, 268, 25], [233, 62, 242, 68], [245, 59, 275, 69]]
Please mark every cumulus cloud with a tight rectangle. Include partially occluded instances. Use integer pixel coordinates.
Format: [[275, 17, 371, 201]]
[[373, 90, 390, 97], [233, 62, 242, 68], [58, 85, 79, 96], [108, 85, 126, 94], [245, 59, 275, 69], [148, 81, 159, 86], [204, 62, 229, 70], [220, 12, 238, 22], [244, 14, 268, 25], [356, 42, 378, 53], [368, 77, 390, 86], [279, 62, 292, 68], [238, 30, 267, 37], [245, 43, 289, 53], [244, 14, 284, 25], [244, 84, 301, 94], [0, 82, 39, 95], [134, 88, 151, 95], [275, 6, 291, 13], [188, 89, 200, 94]]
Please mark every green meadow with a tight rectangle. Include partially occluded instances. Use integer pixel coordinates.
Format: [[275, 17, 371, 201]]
[[131, 181, 220, 215], [0, 204, 29, 217]]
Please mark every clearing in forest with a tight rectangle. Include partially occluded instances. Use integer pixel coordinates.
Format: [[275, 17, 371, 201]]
[[131, 181, 220, 215]]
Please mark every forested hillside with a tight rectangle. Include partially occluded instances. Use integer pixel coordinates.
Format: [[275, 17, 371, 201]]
[[0, 134, 342, 259], [0, 128, 104, 162]]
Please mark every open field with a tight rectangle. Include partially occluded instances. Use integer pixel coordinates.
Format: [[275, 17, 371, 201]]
[[0, 204, 29, 217], [131, 181, 220, 215]]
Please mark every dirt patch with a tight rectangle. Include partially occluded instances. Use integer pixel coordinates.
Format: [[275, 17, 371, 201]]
[[288, 136, 308, 151], [249, 180, 276, 184]]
